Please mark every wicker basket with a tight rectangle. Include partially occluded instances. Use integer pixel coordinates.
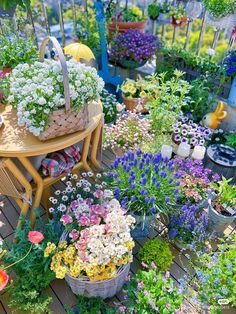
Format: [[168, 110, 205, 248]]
[[38, 36, 89, 141], [60, 232, 130, 299]]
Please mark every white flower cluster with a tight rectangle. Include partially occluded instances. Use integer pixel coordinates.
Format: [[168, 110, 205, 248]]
[[7, 60, 104, 136], [83, 199, 135, 266]]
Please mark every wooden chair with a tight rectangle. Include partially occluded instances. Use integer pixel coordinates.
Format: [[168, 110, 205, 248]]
[[0, 158, 32, 228]]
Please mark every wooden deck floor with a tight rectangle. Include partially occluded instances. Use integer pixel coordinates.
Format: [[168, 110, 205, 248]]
[[0, 149, 235, 314]]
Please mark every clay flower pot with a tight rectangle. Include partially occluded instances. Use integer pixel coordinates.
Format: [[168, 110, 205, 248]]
[[108, 20, 147, 37], [171, 16, 187, 27], [123, 96, 148, 113]]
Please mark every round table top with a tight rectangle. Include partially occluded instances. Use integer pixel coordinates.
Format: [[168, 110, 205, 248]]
[[0, 101, 103, 157]]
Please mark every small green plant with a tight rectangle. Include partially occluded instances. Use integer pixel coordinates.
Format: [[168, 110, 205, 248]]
[[202, 0, 235, 19], [139, 238, 173, 271], [120, 266, 184, 313], [211, 176, 236, 209], [122, 5, 147, 22], [169, 4, 187, 21], [148, 1, 161, 20], [100, 89, 121, 124], [0, 0, 31, 11], [225, 132, 236, 149], [65, 296, 116, 314], [160, 1, 170, 13], [195, 234, 236, 314]]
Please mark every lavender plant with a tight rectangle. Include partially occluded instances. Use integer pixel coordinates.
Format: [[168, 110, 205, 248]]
[[106, 151, 182, 218]]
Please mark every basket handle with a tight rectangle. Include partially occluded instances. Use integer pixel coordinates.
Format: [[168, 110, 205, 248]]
[[39, 36, 70, 112]]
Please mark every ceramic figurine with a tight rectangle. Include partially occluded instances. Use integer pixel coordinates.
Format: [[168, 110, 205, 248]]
[[202, 102, 228, 129]]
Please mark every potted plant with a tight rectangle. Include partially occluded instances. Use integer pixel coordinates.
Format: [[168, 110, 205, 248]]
[[168, 204, 211, 252], [174, 157, 220, 209], [194, 234, 236, 313], [120, 76, 149, 112], [208, 176, 236, 233], [159, 0, 171, 22], [223, 50, 236, 108], [46, 199, 134, 298], [0, 0, 31, 17], [204, 0, 236, 28], [148, 0, 161, 21], [103, 112, 154, 156], [118, 266, 184, 313], [107, 4, 148, 37], [139, 238, 173, 272], [5, 59, 104, 139], [106, 151, 182, 238], [109, 29, 160, 69], [169, 5, 187, 27], [100, 89, 123, 124]]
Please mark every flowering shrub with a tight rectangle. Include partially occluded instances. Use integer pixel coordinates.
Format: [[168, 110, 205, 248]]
[[103, 113, 154, 152], [195, 234, 236, 313], [202, 0, 235, 19], [222, 49, 236, 77], [5, 60, 104, 136], [0, 34, 37, 69], [100, 89, 123, 124], [119, 266, 183, 313], [109, 29, 159, 64], [174, 157, 220, 205], [45, 198, 135, 281], [168, 204, 210, 250], [172, 118, 213, 147], [107, 151, 182, 217]]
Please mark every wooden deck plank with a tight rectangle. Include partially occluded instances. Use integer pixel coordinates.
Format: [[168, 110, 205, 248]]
[[0, 301, 7, 314], [46, 286, 66, 314], [0, 209, 13, 239], [0, 198, 20, 230], [50, 279, 77, 309]]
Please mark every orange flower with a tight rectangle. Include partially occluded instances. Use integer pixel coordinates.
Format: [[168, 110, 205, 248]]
[[0, 270, 9, 291], [28, 231, 44, 244]]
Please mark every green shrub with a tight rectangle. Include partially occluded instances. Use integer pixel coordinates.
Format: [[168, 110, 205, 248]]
[[139, 238, 173, 271]]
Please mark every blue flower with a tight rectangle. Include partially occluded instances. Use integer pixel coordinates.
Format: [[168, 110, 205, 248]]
[[174, 188, 179, 194], [117, 179, 121, 184], [141, 177, 147, 185], [150, 207, 157, 214], [139, 163, 144, 170], [145, 167, 150, 174], [153, 153, 161, 164], [221, 288, 228, 295], [164, 197, 169, 203], [214, 279, 220, 285], [168, 177, 173, 184], [160, 171, 167, 178], [215, 294, 222, 299], [154, 165, 159, 174], [176, 181, 180, 186], [149, 196, 155, 203], [168, 228, 178, 239], [114, 187, 120, 194], [155, 181, 160, 188], [131, 196, 136, 202], [144, 197, 149, 203], [152, 176, 156, 183], [125, 188, 129, 193], [141, 188, 147, 195]]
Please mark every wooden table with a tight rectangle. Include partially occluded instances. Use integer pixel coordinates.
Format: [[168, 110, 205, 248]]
[[0, 101, 103, 225]]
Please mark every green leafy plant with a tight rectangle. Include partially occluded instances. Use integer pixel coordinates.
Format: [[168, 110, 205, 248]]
[[139, 238, 173, 271], [202, 0, 235, 19], [225, 132, 236, 149], [169, 4, 187, 21], [0, 0, 31, 11], [195, 234, 236, 314], [0, 34, 37, 69], [160, 1, 170, 13], [1, 218, 59, 314], [211, 176, 236, 209], [120, 266, 184, 313], [121, 5, 147, 22], [100, 89, 121, 124], [147, 70, 191, 134], [148, 1, 161, 20], [65, 296, 116, 314]]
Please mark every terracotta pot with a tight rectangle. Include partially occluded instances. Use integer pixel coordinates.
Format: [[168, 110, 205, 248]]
[[171, 16, 187, 27], [123, 96, 148, 113], [108, 20, 147, 37]]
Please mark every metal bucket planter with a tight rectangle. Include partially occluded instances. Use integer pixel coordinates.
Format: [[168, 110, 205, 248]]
[[208, 199, 236, 234], [131, 214, 153, 239], [206, 12, 236, 29]]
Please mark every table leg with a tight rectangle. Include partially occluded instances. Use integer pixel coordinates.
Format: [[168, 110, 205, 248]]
[[81, 133, 92, 172], [18, 157, 44, 227], [90, 121, 103, 170]]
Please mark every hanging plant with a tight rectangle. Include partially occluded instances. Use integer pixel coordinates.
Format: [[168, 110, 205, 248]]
[[0, 0, 31, 11], [202, 0, 236, 19]]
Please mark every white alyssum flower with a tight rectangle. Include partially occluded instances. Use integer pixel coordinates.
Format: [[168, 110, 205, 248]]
[[206, 48, 215, 56]]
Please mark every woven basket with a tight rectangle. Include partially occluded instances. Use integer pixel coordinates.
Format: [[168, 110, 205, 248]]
[[38, 37, 89, 141], [60, 232, 130, 299]]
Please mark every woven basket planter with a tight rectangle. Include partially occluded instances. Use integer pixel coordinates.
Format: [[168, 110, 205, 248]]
[[37, 37, 89, 141]]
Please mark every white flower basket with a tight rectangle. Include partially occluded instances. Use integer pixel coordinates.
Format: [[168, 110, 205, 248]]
[[60, 231, 130, 299], [206, 12, 236, 29]]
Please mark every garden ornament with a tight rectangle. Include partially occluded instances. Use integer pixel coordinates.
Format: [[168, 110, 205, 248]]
[[64, 43, 95, 62], [202, 102, 228, 129]]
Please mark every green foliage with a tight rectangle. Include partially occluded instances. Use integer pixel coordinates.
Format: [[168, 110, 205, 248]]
[[2, 218, 59, 314], [139, 238, 173, 271], [202, 0, 235, 19], [123, 268, 183, 313], [225, 132, 236, 149], [65, 296, 117, 314], [211, 177, 236, 208], [147, 70, 191, 134], [195, 234, 236, 314], [142, 133, 172, 154], [148, 1, 160, 20], [100, 89, 119, 124], [122, 5, 147, 22], [0, 0, 30, 11], [169, 4, 186, 20]]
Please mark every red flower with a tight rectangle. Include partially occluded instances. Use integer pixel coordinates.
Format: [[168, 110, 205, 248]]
[[28, 231, 44, 244], [0, 270, 9, 291]]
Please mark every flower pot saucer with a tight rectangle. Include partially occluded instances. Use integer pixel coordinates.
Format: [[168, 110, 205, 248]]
[[207, 144, 236, 167]]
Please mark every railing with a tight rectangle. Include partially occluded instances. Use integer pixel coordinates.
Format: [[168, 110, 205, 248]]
[[0, 0, 235, 61]]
